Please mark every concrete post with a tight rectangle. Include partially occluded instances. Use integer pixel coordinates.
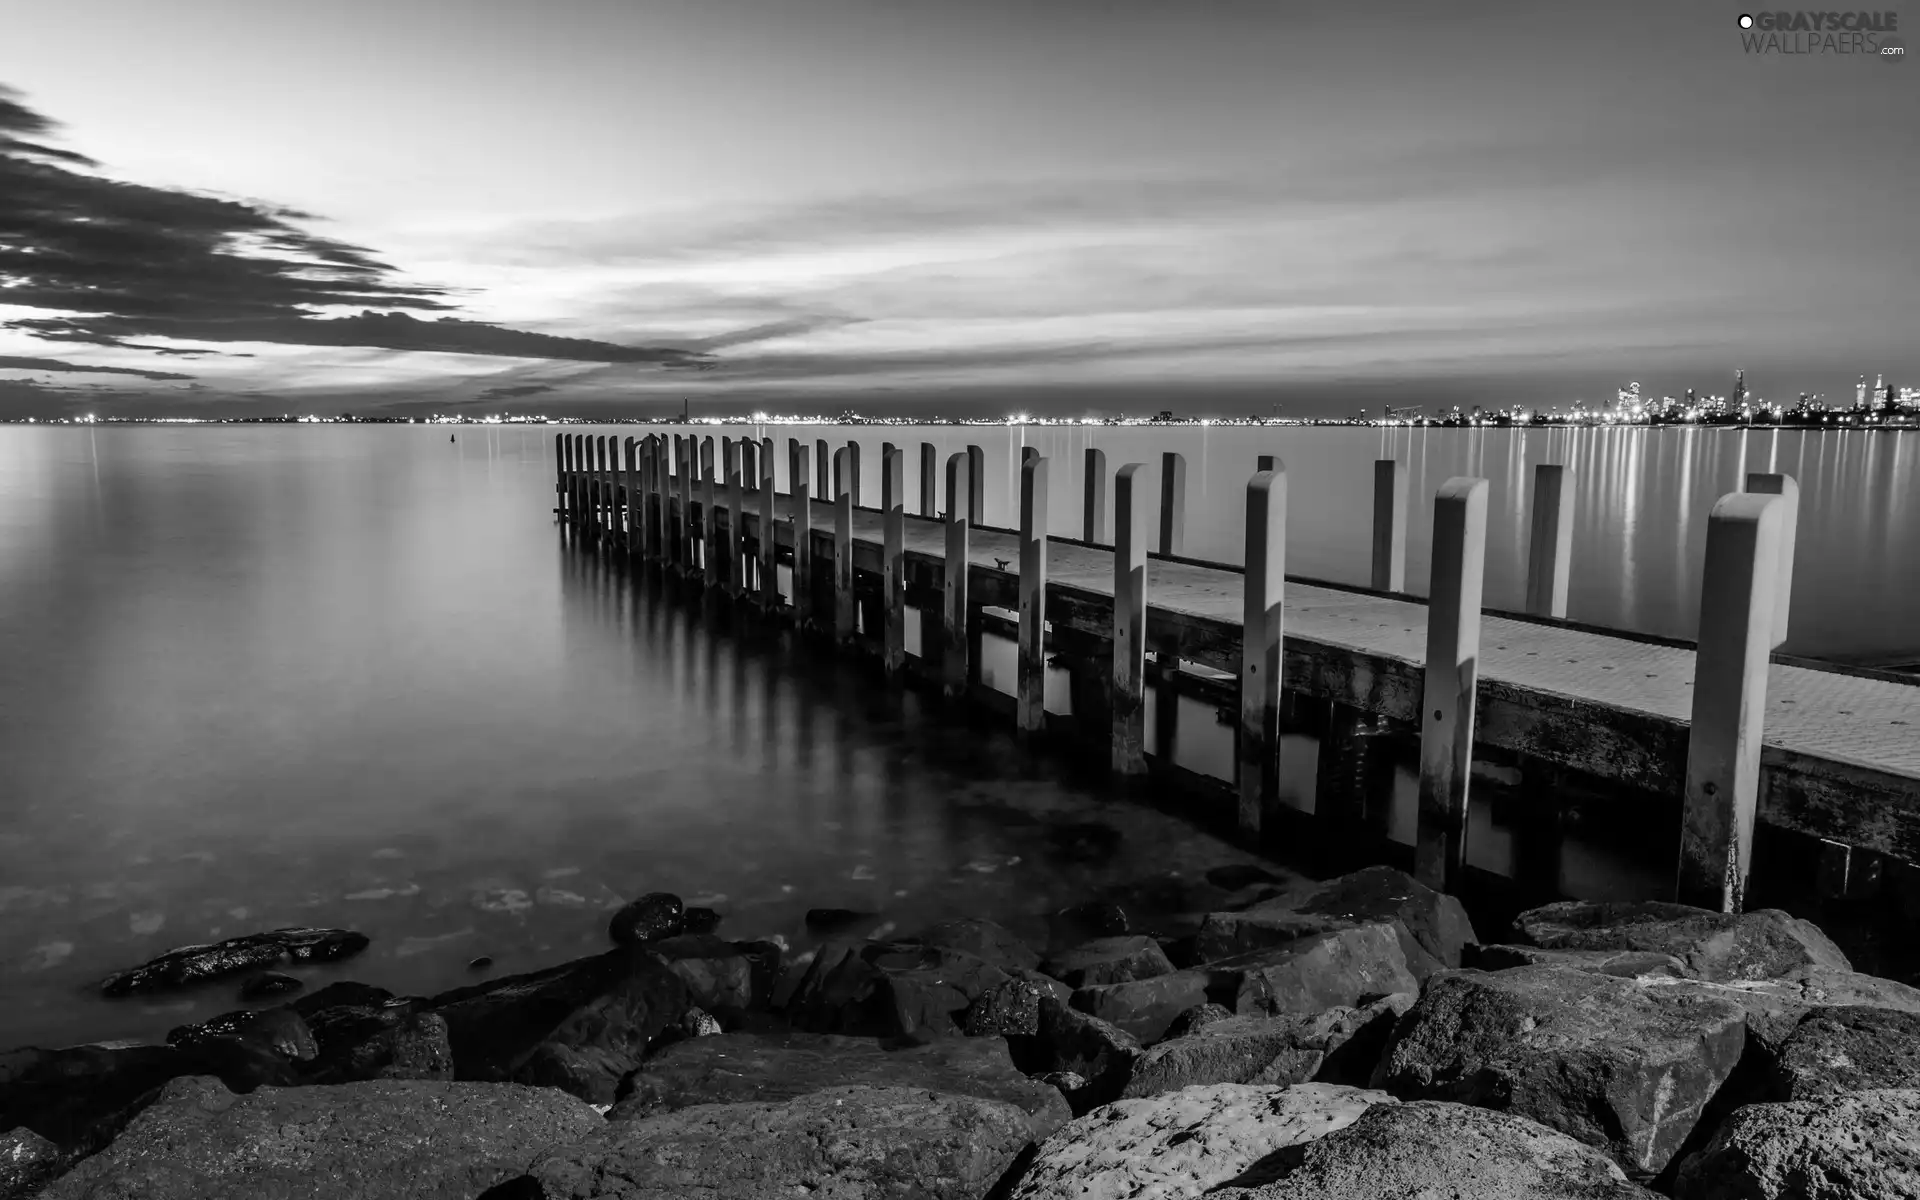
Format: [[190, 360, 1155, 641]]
[[701, 436, 719, 587], [1525, 463, 1573, 618], [883, 445, 906, 677], [759, 443, 779, 609], [1414, 476, 1490, 893], [1743, 473, 1799, 648], [1112, 462, 1152, 776], [920, 443, 938, 518], [724, 437, 742, 594], [833, 447, 856, 644], [1240, 464, 1288, 838], [1084, 447, 1108, 544], [1372, 459, 1408, 592], [1017, 454, 1050, 735], [967, 445, 985, 524], [1158, 451, 1187, 556], [791, 440, 813, 625], [944, 452, 972, 698]]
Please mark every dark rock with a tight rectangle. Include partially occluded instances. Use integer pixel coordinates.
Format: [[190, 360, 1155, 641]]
[[1673, 1089, 1920, 1199], [914, 917, 1042, 972], [1207, 1099, 1660, 1200], [1013, 967, 1073, 1008], [676, 1007, 723, 1038], [1511, 900, 1851, 982], [1049, 901, 1129, 944], [782, 940, 1008, 1040], [35, 1075, 602, 1200], [1196, 866, 1475, 982], [878, 946, 1010, 1039], [1071, 971, 1212, 1043], [611, 1028, 1070, 1137], [1044, 820, 1122, 863], [1205, 923, 1421, 1018], [289, 980, 395, 1013], [1034, 1070, 1086, 1094], [1120, 996, 1414, 1099], [531, 1086, 1033, 1200], [1042, 935, 1175, 988], [1165, 1001, 1235, 1039], [167, 1006, 316, 1062], [475, 1176, 547, 1200], [681, 906, 721, 935], [1006, 996, 1143, 1113], [1207, 863, 1285, 891], [372, 1012, 455, 1081], [426, 945, 690, 1104], [1376, 965, 1748, 1176], [0, 1126, 61, 1200], [802, 906, 875, 935], [1653, 965, 1920, 1056], [727, 939, 784, 1008], [98, 927, 369, 996], [1464, 943, 1689, 978], [643, 934, 753, 1011], [468, 956, 495, 970], [964, 976, 1044, 1037], [237, 972, 303, 999], [608, 893, 684, 945], [1159, 933, 1203, 969], [296, 993, 436, 1083], [1769, 1005, 1920, 1099]]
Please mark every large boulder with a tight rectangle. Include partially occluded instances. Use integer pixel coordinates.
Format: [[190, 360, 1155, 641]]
[[1009, 1082, 1391, 1200], [914, 917, 1042, 972], [1511, 901, 1850, 982], [1207, 1099, 1660, 1199], [611, 1029, 1071, 1138], [608, 892, 684, 945], [1120, 995, 1413, 1099], [531, 1086, 1033, 1200], [1768, 1005, 1920, 1099], [1674, 1089, 1920, 1199], [781, 939, 1009, 1039], [36, 1075, 602, 1200], [1376, 965, 1748, 1176], [0, 1127, 60, 1199], [1642, 966, 1920, 1056], [425, 945, 690, 1104], [1007, 998, 1144, 1114], [1195, 867, 1474, 981], [98, 927, 369, 995], [1069, 970, 1211, 1044], [1206, 923, 1421, 1018], [965, 975, 1045, 1037], [1042, 936, 1175, 988], [1464, 944, 1690, 978], [643, 934, 754, 1012]]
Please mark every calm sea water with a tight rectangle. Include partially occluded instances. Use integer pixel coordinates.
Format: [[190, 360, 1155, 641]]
[[0, 423, 1912, 1048]]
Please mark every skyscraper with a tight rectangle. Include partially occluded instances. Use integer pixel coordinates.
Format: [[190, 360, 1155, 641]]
[[1731, 370, 1747, 409], [1858, 375, 1871, 409]]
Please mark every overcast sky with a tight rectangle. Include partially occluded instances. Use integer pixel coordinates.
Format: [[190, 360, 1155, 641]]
[[1, 0, 1913, 418]]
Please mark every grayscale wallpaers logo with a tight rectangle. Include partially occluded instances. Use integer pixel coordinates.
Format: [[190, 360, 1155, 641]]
[[1738, 11, 1904, 57]]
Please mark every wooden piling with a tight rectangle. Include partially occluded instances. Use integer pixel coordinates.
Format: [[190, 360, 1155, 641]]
[[1414, 476, 1490, 893], [1371, 459, 1408, 592], [1744, 473, 1799, 648], [944, 452, 972, 698], [883, 445, 906, 677], [725, 438, 744, 594], [1084, 447, 1108, 544], [1239, 463, 1288, 838], [833, 447, 856, 644], [966, 445, 985, 524], [554, 433, 566, 518], [1112, 462, 1152, 776], [701, 437, 719, 587], [1017, 454, 1050, 735], [815, 438, 829, 497], [1525, 464, 1573, 618], [1158, 451, 1186, 556], [625, 438, 639, 559], [1678, 491, 1786, 912], [791, 440, 814, 625], [679, 435, 696, 572], [848, 441, 861, 508], [759, 443, 779, 609]]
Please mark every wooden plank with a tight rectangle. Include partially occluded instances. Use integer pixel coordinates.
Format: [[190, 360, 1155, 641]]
[[1414, 476, 1489, 893], [1372, 459, 1408, 592], [1158, 451, 1187, 556], [1744, 473, 1800, 648], [1679, 491, 1785, 912], [1525, 463, 1573, 618], [1113, 462, 1152, 775], [883, 445, 906, 676], [944, 452, 972, 697], [1239, 464, 1287, 838], [1084, 447, 1108, 544], [1018, 454, 1050, 734], [834, 446, 856, 643]]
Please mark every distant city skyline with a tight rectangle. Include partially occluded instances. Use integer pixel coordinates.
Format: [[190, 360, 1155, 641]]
[[2, 0, 1915, 419]]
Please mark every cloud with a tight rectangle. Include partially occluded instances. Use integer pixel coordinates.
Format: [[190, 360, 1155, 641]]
[[0, 354, 192, 380], [478, 382, 554, 400]]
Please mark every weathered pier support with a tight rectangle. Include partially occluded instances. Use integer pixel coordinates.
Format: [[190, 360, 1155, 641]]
[[1371, 459, 1407, 592], [1017, 454, 1049, 735], [725, 438, 744, 594], [701, 437, 719, 587], [919, 443, 937, 518], [966, 445, 985, 524], [1744, 473, 1800, 647], [883, 445, 906, 677], [1525, 463, 1573, 618], [815, 438, 829, 498], [833, 447, 856, 644], [1084, 448, 1107, 544], [1238, 462, 1288, 838], [759, 438, 778, 609], [1414, 476, 1489, 893], [1158, 451, 1186, 556], [625, 438, 640, 561], [1679, 490, 1788, 912], [678, 436, 695, 572], [1112, 462, 1152, 776], [943, 452, 972, 698], [791, 440, 814, 626]]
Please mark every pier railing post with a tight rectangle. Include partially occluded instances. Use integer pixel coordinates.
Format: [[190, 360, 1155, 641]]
[[725, 438, 744, 595], [792, 441, 814, 626], [1743, 473, 1799, 648], [1084, 447, 1107, 544], [1112, 463, 1152, 776], [701, 437, 719, 587], [919, 443, 937, 518], [944, 452, 972, 699], [1525, 463, 1573, 618], [1678, 491, 1786, 912], [1414, 476, 1490, 893], [833, 447, 856, 644], [1018, 454, 1050, 735], [1372, 459, 1408, 592], [1158, 451, 1186, 556], [883, 445, 906, 677], [848, 441, 861, 508], [815, 438, 829, 498], [1239, 463, 1288, 838], [967, 445, 985, 525]]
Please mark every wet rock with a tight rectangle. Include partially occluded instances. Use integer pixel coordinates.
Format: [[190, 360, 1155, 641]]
[[1376, 965, 1748, 1176], [533, 1086, 1033, 1200], [913, 916, 1042, 972], [1007, 997, 1144, 1114], [1640, 966, 1920, 1057], [1196, 866, 1474, 982], [965, 975, 1045, 1037], [0, 1126, 60, 1200], [681, 906, 720, 935], [878, 945, 1011, 1039], [475, 1177, 546, 1200], [237, 971, 303, 999], [1512, 900, 1851, 982], [1014, 967, 1073, 1008], [1769, 1005, 1920, 1099], [1207, 864, 1284, 891], [803, 906, 875, 935], [1071, 970, 1212, 1044], [36, 1074, 602, 1200], [98, 927, 370, 996], [1164, 1001, 1235, 1039], [1209, 1099, 1660, 1200], [644, 934, 753, 1012], [168, 1006, 315, 1062], [1043, 935, 1176, 988], [612, 1028, 1070, 1137], [426, 945, 690, 1104], [469, 955, 494, 970], [677, 1007, 723, 1038], [607, 893, 684, 945], [1464, 943, 1690, 978], [1206, 923, 1421, 1019], [1158, 933, 1203, 969], [290, 987, 441, 1083], [1050, 901, 1129, 944], [371, 1011, 455, 1081], [1121, 995, 1414, 1099], [1010, 1082, 1391, 1200], [1035, 1070, 1085, 1094], [1674, 1088, 1920, 1199], [782, 939, 1008, 1039], [1044, 820, 1122, 863]]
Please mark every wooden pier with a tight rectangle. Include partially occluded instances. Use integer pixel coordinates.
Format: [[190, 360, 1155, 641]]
[[552, 431, 1920, 913]]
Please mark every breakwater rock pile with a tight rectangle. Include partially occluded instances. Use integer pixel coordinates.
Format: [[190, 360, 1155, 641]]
[[4, 867, 1918, 1198]]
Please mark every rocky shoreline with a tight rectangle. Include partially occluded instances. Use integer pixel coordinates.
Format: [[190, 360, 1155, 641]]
[[3, 867, 1917, 1198]]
